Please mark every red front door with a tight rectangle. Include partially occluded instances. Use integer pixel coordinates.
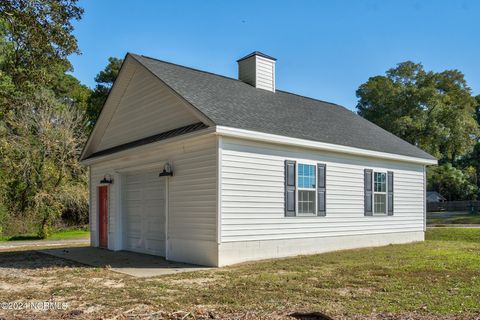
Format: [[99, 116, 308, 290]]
[[98, 186, 108, 248]]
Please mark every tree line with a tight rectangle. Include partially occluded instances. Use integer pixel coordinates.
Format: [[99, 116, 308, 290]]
[[0, 0, 477, 237], [0, 0, 121, 237], [357, 62, 480, 201]]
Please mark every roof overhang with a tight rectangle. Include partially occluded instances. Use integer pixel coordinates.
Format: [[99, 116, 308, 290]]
[[215, 126, 438, 166], [80, 125, 215, 166], [82, 124, 437, 167]]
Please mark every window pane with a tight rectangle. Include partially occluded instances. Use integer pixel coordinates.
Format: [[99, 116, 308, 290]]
[[298, 164, 316, 188], [298, 190, 316, 214], [374, 194, 386, 213], [374, 172, 386, 192]]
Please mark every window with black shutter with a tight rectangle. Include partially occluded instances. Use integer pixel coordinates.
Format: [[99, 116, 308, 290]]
[[285, 160, 296, 216], [317, 163, 326, 216], [364, 169, 373, 216], [285, 161, 326, 217], [387, 171, 394, 215], [365, 169, 394, 216]]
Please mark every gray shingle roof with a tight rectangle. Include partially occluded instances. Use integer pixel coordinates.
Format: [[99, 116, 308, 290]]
[[130, 53, 436, 161]]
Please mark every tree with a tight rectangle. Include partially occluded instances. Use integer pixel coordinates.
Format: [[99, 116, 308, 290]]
[[0, 0, 83, 95], [427, 163, 477, 201], [0, 90, 88, 237], [475, 95, 480, 126], [87, 57, 123, 128], [356, 61, 479, 162], [0, 0, 87, 236], [52, 72, 91, 111]]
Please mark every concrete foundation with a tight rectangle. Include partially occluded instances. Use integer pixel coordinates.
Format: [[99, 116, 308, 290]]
[[218, 231, 424, 266]]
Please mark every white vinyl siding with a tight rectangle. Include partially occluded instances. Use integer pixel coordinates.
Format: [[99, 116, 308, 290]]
[[237, 55, 275, 92], [238, 57, 256, 87], [255, 56, 275, 92], [95, 61, 200, 152], [220, 137, 425, 243], [89, 134, 217, 265]]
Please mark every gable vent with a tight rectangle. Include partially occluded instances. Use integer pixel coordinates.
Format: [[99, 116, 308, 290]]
[[237, 51, 276, 92]]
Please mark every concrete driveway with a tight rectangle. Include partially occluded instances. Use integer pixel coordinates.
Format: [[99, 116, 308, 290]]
[[40, 246, 210, 277]]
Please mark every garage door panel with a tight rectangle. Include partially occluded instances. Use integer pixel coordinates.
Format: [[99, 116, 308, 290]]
[[125, 209, 142, 217], [145, 239, 165, 254], [126, 220, 141, 229], [126, 192, 142, 200], [127, 225, 141, 234], [146, 217, 164, 226], [126, 202, 142, 209], [143, 191, 163, 199], [123, 169, 166, 256], [146, 231, 165, 241], [126, 174, 144, 183], [144, 200, 164, 209], [129, 237, 144, 250], [126, 176, 142, 183]]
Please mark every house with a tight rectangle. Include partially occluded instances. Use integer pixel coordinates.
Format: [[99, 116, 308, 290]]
[[81, 51, 437, 267], [426, 191, 447, 212], [426, 191, 446, 203]]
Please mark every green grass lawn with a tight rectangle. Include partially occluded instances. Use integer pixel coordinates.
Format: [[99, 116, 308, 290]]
[[0, 228, 89, 242], [0, 228, 479, 319], [427, 212, 480, 225], [46, 228, 90, 240], [426, 227, 480, 242]]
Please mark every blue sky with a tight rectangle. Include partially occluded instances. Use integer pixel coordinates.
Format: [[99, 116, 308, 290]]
[[70, 0, 479, 111]]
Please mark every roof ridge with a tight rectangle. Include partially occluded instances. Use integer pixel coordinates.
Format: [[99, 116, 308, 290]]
[[131, 53, 243, 83], [275, 89, 344, 108], [130, 53, 344, 109]]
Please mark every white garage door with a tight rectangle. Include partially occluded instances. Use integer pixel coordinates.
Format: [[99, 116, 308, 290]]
[[124, 169, 166, 256]]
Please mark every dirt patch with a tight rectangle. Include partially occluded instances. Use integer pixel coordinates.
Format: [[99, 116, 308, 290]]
[[87, 277, 124, 288], [336, 287, 374, 298], [102, 279, 125, 288], [276, 270, 299, 275], [168, 277, 218, 285]]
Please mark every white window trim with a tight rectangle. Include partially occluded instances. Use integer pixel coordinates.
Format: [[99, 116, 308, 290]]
[[373, 171, 388, 216], [296, 162, 317, 216]]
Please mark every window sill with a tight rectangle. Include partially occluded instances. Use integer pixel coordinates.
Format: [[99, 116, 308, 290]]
[[287, 214, 326, 218]]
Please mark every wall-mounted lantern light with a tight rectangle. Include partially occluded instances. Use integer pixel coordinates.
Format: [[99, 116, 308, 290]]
[[100, 174, 114, 184], [159, 162, 173, 177]]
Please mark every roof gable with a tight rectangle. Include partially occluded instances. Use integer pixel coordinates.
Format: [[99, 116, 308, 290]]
[[81, 55, 210, 160], [131, 54, 436, 161]]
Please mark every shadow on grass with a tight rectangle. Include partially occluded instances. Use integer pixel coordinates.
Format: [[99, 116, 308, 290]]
[[7, 235, 42, 241], [0, 250, 87, 270], [290, 311, 334, 320]]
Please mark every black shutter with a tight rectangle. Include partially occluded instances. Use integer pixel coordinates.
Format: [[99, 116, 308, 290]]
[[317, 163, 326, 216], [285, 160, 296, 216], [387, 171, 394, 215], [364, 169, 373, 216]]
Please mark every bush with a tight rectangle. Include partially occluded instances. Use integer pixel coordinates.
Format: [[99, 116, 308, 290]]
[[427, 163, 478, 200], [0, 202, 8, 236], [0, 91, 88, 236]]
